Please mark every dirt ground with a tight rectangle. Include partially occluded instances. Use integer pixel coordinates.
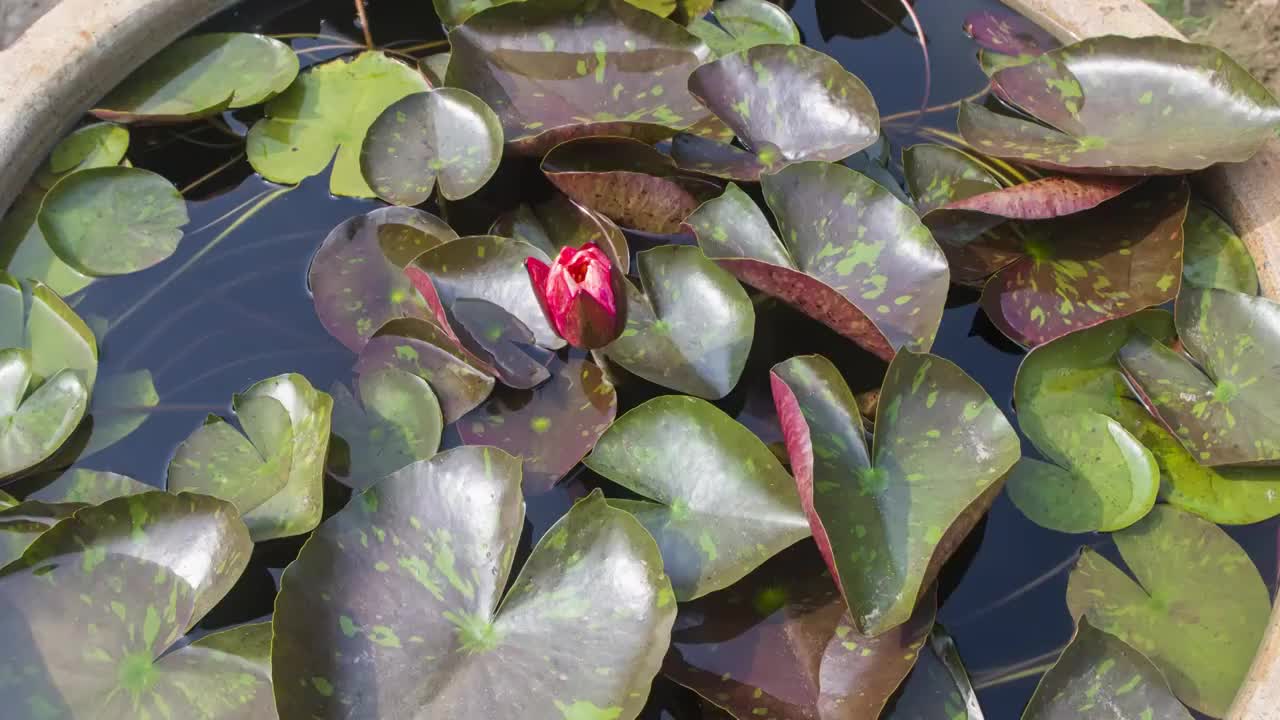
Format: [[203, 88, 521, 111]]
[[1148, 0, 1280, 94]]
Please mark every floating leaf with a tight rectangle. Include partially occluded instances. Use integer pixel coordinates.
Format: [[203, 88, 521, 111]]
[[586, 395, 808, 599], [0, 501, 77, 567], [885, 628, 985, 720], [272, 447, 675, 719], [981, 177, 1188, 348], [1182, 201, 1259, 294], [0, 492, 271, 720], [92, 33, 298, 122], [0, 349, 88, 482], [1119, 287, 1280, 467], [433, 0, 522, 27], [450, 298, 554, 389], [446, 0, 714, 154], [604, 245, 754, 399], [669, 132, 767, 181], [309, 207, 457, 353], [1024, 618, 1192, 720], [688, 44, 878, 171], [460, 355, 615, 494], [82, 369, 158, 456], [26, 468, 152, 504], [329, 368, 444, 491], [963, 10, 1057, 59], [247, 51, 429, 197], [664, 544, 935, 719], [38, 166, 188, 277], [420, 52, 451, 86], [0, 489, 15, 507], [1067, 504, 1270, 716], [356, 316, 496, 423], [0, 272, 97, 388], [360, 89, 505, 206], [771, 352, 1019, 635], [959, 36, 1280, 174], [491, 192, 630, 274], [688, 0, 799, 57]]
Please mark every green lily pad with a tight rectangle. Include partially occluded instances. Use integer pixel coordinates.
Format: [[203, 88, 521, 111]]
[[885, 628, 986, 720], [490, 192, 630, 274], [433, 0, 522, 27], [37, 166, 188, 277], [0, 272, 97, 388], [771, 352, 1019, 636], [420, 52, 451, 86], [664, 544, 936, 719], [623, 0, 712, 24], [272, 447, 675, 719], [309, 207, 457, 353], [329, 368, 444, 491], [688, 44, 878, 172], [0, 489, 17, 507], [0, 492, 272, 720], [604, 245, 754, 399], [586, 395, 808, 599], [247, 51, 429, 197], [1182, 201, 1259, 294], [168, 373, 331, 541], [959, 36, 1280, 174], [82, 368, 158, 457], [689, 0, 799, 57], [26, 468, 152, 504], [688, 164, 949, 360], [356, 317, 497, 423], [92, 33, 298, 123], [1066, 504, 1270, 716], [0, 501, 78, 567], [1119, 287, 1280, 467], [1024, 618, 1192, 720], [446, 0, 714, 154], [459, 355, 616, 494], [981, 177, 1188, 348], [0, 349, 89, 482], [360, 89, 504, 206]]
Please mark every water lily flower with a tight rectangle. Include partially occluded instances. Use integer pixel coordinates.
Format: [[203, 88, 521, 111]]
[[526, 243, 626, 349]]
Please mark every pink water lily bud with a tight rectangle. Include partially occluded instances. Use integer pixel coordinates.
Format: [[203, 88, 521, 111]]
[[526, 243, 626, 349]]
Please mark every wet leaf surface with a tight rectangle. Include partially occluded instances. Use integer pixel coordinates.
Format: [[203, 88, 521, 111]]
[[272, 447, 675, 719], [491, 192, 630, 274], [1067, 504, 1270, 716], [329, 368, 443, 491], [1181, 202, 1259, 294], [669, 132, 768, 181], [771, 352, 1018, 636], [0, 500, 77, 567], [689, 0, 799, 56]]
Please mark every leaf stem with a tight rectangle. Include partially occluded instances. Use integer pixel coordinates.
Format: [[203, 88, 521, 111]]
[[898, 0, 932, 129], [971, 660, 1059, 690], [881, 84, 992, 124], [180, 152, 246, 196], [354, 0, 374, 49]]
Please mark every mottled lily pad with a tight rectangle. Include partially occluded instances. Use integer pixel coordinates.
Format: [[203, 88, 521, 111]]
[[92, 33, 298, 123], [272, 447, 675, 719], [664, 545, 935, 719], [446, 0, 714, 154], [0, 500, 77, 567], [356, 317, 497, 423], [459, 355, 615, 494], [586, 395, 808, 599], [38, 166, 188, 277], [959, 36, 1280, 175], [669, 132, 768, 181], [82, 369, 159, 457], [689, 0, 799, 57], [981, 177, 1188, 348], [688, 44, 878, 171], [247, 51, 429, 197], [26, 468, 152, 504], [491, 192, 630, 273], [771, 352, 1019, 635], [603, 245, 754, 399], [360, 89, 504, 206], [0, 492, 272, 720], [329, 368, 443, 491], [0, 349, 88, 482], [963, 10, 1057, 58], [450, 299, 554, 389], [1119, 287, 1280, 467], [1067, 504, 1270, 716], [1024, 618, 1192, 720], [309, 207, 457, 353], [1182, 201, 1259, 294]]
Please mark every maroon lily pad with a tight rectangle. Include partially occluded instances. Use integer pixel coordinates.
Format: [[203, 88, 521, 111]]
[[670, 132, 768, 181], [963, 9, 1058, 58], [490, 192, 630, 273], [450, 298, 554, 390]]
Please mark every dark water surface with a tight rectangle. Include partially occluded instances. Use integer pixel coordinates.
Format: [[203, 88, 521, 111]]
[[47, 1, 1279, 718]]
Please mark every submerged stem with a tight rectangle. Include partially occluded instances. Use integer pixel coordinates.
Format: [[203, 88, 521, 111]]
[[180, 152, 246, 196], [354, 0, 374, 49]]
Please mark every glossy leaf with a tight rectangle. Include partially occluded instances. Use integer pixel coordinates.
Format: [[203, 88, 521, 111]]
[[669, 132, 768, 181], [355, 317, 497, 423], [0, 349, 88, 482], [959, 36, 1280, 174], [92, 33, 298, 122], [0, 500, 77, 567], [433, 0, 521, 27], [491, 192, 630, 274], [963, 9, 1057, 59], [586, 395, 808, 599], [329, 368, 443, 491], [1182, 201, 1259, 294], [690, 0, 799, 57], [247, 51, 429, 197], [272, 447, 675, 719], [451, 298, 555, 388], [360, 88, 504, 205], [884, 628, 985, 720], [38, 166, 188, 277], [1067, 504, 1270, 716], [460, 355, 615, 494], [26, 468, 152, 504], [82, 368, 159, 456], [771, 352, 1019, 635], [0, 273, 98, 388], [309, 207, 457, 353], [604, 245, 754, 399]]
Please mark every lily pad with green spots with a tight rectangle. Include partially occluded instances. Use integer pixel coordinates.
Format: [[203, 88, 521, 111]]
[[247, 51, 429, 198], [0, 349, 89, 482], [669, 132, 768, 181], [490, 192, 630, 273], [446, 0, 714, 155], [356, 317, 497, 423], [1182, 202, 1259, 294], [959, 36, 1280, 175], [0, 272, 98, 388], [963, 9, 1057, 59], [1066, 504, 1270, 716], [689, 0, 799, 57], [980, 176, 1189, 348], [459, 355, 616, 494], [81, 368, 159, 457], [38, 166, 188, 277], [663, 543, 935, 720], [329, 368, 444, 491], [272, 447, 675, 720], [586, 395, 808, 599], [771, 352, 1019, 636], [309, 207, 457, 353], [91, 33, 298, 123], [25, 468, 152, 504], [1023, 618, 1192, 720], [360, 89, 505, 206], [0, 492, 272, 720], [603, 245, 754, 399], [884, 628, 986, 720], [0, 500, 78, 567]]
